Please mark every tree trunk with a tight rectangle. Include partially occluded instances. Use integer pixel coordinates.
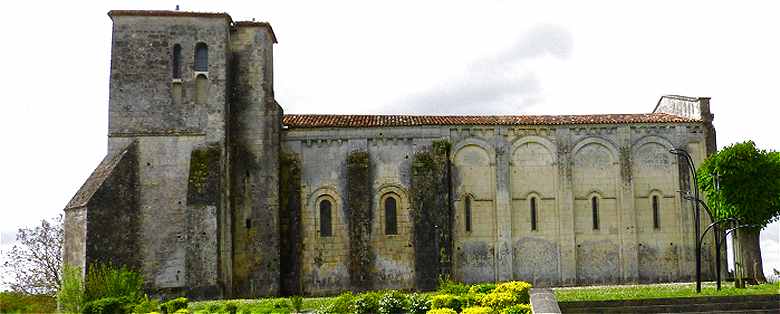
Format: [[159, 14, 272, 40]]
[[733, 228, 766, 286]]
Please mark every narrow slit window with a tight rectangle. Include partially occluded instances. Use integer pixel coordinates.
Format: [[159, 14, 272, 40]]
[[194, 42, 208, 72], [652, 195, 660, 229], [384, 196, 398, 235], [465, 196, 472, 232], [319, 199, 332, 237], [172, 44, 182, 79], [591, 196, 599, 230], [530, 197, 538, 231]]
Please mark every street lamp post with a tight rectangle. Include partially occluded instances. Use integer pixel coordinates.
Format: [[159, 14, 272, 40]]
[[670, 148, 703, 293]]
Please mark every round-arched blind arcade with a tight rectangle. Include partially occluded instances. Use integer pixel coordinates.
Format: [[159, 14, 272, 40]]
[[194, 43, 208, 72]]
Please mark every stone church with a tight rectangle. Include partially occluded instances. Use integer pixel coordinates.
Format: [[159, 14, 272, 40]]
[[63, 10, 719, 298]]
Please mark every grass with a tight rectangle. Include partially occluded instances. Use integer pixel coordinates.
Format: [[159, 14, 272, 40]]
[[554, 281, 780, 302], [0, 292, 57, 314]]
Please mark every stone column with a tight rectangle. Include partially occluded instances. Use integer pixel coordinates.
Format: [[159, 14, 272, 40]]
[[494, 127, 513, 281], [555, 128, 577, 285], [617, 126, 639, 282]]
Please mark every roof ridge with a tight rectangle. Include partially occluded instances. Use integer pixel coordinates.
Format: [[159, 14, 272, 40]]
[[282, 112, 699, 129]]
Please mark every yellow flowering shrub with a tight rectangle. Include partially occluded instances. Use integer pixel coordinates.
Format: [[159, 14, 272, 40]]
[[462, 306, 494, 314]]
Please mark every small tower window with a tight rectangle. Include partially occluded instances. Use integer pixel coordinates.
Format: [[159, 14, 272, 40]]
[[172, 44, 182, 79], [591, 196, 600, 230], [530, 197, 538, 231], [465, 196, 472, 232], [384, 196, 398, 235], [319, 199, 332, 237], [652, 195, 660, 229], [194, 43, 208, 72]]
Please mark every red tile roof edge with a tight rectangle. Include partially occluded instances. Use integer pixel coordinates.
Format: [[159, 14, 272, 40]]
[[282, 113, 699, 128]]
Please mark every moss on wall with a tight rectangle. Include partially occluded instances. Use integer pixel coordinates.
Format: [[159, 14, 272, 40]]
[[279, 152, 302, 295], [346, 150, 373, 291], [187, 144, 221, 205], [410, 140, 452, 290]]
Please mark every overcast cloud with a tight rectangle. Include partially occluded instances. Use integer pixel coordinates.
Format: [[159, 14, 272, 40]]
[[393, 25, 572, 114]]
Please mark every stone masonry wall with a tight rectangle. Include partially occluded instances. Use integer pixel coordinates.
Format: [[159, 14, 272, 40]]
[[105, 14, 230, 298], [283, 122, 716, 293], [228, 24, 281, 297]]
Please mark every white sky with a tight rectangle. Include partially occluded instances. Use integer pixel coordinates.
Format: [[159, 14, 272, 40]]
[[1, 0, 778, 281]]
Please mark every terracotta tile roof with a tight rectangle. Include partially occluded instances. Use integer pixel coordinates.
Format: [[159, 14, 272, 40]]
[[282, 113, 697, 129], [108, 10, 232, 20], [234, 21, 278, 43]]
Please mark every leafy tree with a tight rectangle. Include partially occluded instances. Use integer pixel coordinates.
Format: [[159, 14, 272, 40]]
[[698, 141, 780, 285], [1, 215, 63, 295]]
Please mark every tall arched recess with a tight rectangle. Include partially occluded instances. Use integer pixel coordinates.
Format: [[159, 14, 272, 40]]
[[631, 136, 681, 283], [451, 139, 496, 284], [571, 137, 621, 285], [509, 136, 560, 286]]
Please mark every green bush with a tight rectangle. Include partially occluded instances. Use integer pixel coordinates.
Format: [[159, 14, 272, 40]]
[[290, 295, 304, 312], [437, 278, 470, 295], [480, 292, 518, 310], [491, 281, 531, 304], [460, 292, 484, 308], [468, 283, 497, 294], [85, 263, 144, 302], [462, 306, 493, 314], [430, 294, 462, 312], [58, 264, 86, 313], [161, 297, 189, 313], [426, 309, 458, 314], [351, 291, 380, 314], [81, 296, 134, 314], [378, 290, 407, 314], [0, 292, 57, 314], [501, 304, 532, 314], [205, 303, 222, 313], [224, 301, 239, 314], [406, 293, 431, 314], [316, 291, 354, 314], [132, 295, 160, 313], [273, 298, 290, 309]]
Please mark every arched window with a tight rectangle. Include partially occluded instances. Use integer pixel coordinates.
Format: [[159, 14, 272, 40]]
[[172, 44, 182, 79], [194, 43, 208, 72], [464, 196, 472, 232], [652, 195, 660, 229], [591, 196, 600, 230], [384, 196, 398, 235], [530, 197, 538, 231], [319, 199, 332, 237]]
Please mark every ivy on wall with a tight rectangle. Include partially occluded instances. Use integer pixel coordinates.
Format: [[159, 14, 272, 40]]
[[279, 152, 302, 295], [410, 140, 452, 290], [346, 150, 373, 291]]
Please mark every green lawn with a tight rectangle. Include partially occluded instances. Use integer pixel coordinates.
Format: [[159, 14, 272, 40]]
[[554, 282, 780, 302]]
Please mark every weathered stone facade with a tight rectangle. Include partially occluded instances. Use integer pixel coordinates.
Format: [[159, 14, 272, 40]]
[[63, 10, 719, 298]]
